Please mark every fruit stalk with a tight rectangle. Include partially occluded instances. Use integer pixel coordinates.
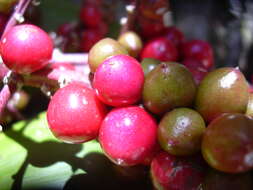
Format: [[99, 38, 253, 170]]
[[0, 50, 89, 117], [2, 0, 32, 37], [120, 0, 139, 35], [0, 85, 13, 118]]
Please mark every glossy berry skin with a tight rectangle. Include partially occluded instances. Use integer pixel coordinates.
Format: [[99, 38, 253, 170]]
[[99, 106, 157, 166], [80, 4, 102, 28], [0, 24, 53, 74], [93, 55, 144, 107], [47, 82, 107, 144], [143, 62, 196, 115], [141, 37, 178, 62], [182, 58, 208, 85], [163, 27, 184, 48], [88, 38, 128, 73], [246, 93, 253, 117], [181, 40, 214, 70], [195, 67, 249, 123], [138, 16, 166, 39], [151, 152, 205, 190], [158, 108, 206, 156], [141, 58, 160, 76], [202, 113, 253, 173], [118, 31, 143, 58], [80, 29, 104, 52]]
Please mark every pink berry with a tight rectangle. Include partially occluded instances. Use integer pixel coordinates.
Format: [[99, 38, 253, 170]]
[[151, 152, 205, 190], [0, 24, 53, 74], [99, 106, 157, 166], [181, 40, 214, 70], [93, 55, 144, 107], [47, 82, 107, 143], [141, 37, 179, 62]]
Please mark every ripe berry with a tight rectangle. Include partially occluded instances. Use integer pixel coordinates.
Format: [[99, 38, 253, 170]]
[[0, 24, 53, 74], [182, 58, 208, 85], [57, 23, 76, 37], [181, 40, 214, 70], [138, 17, 165, 39], [163, 26, 184, 48], [47, 82, 107, 143], [99, 106, 157, 166], [80, 4, 103, 28], [151, 152, 205, 190], [141, 37, 178, 62], [93, 55, 144, 107], [80, 29, 104, 52]]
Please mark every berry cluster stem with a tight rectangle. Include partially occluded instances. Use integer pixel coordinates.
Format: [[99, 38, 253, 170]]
[[2, 0, 32, 38], [120, 0, 139, 35]]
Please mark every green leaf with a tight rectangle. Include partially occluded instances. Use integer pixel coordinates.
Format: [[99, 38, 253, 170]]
[[39, 0, 81, 31], [0, 112, 105, 190], [0, 112, 152, 190]]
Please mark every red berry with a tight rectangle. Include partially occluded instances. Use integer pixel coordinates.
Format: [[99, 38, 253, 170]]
[[181, 40, 214, 70], [80, 29, 104, 52], [80, 4, 103, 28], [93, 55, 144, 107], [182, 58, 208, 85], [0, 24, 53, 74], [151, 152, 205, 190], [57, 23, 76, 37], [138, 16, 165, 39], [141, 37, 178, 62], [47, 82, 107, 143], [163, 26, 184, 48], [99, 106, 157, 166], [97, 21, 108, 36]]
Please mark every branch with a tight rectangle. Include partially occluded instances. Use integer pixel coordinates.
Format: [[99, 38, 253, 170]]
[[0, 85, 14, 119], [2, 0, 32, 38], [120, 0, 139, 35]]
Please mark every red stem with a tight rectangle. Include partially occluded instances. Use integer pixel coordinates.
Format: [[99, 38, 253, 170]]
[[0, 85, 13, 118], [2, 0, 32, 38], [120, 0, 139, 35]]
